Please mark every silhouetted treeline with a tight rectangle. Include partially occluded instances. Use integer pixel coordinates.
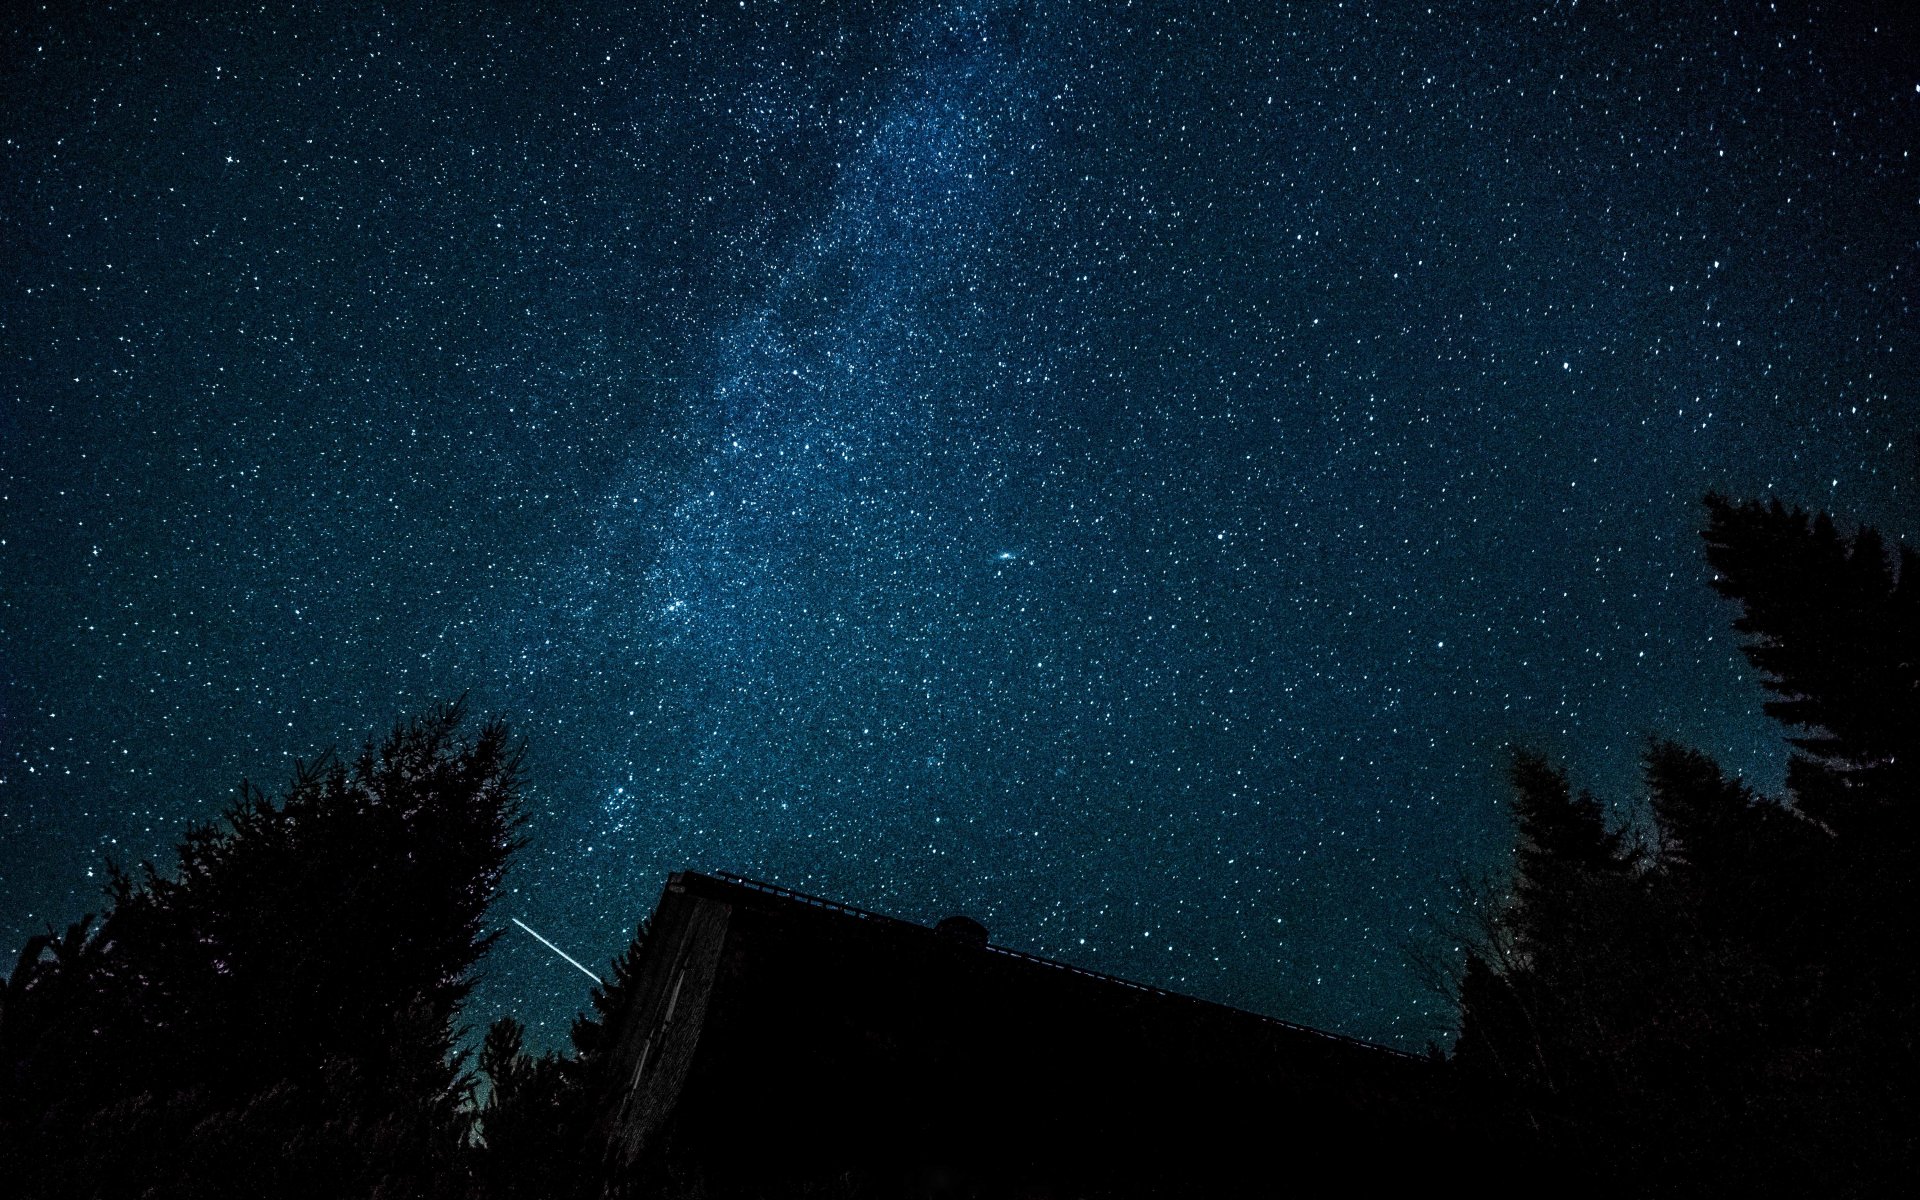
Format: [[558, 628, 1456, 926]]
[[7, 495, 1914, 1197], [1454, 495, 1917, 1196], [0, 701, 642, 1199]]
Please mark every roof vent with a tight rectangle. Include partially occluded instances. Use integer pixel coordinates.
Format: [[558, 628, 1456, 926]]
[[935, 914, 989, 948]]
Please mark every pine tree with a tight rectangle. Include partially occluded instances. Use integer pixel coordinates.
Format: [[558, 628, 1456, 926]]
[[472, 919, 649, 1199], [1504, 751, 1637, 960], [473, 1017, 580, 1200], [0, 701, 524, 1198], [1702, 494, 1919, 840], [1454, 752, 1646, 1155], [1454, 495, 1919, 1196], [1702, 494, 1916, 1185], [569, 918, 649, 1072]]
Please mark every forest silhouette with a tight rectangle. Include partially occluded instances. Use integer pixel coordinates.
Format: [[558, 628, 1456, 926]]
[[2, 492, 1912, 1197], [1452, 494, 1916, 1195]]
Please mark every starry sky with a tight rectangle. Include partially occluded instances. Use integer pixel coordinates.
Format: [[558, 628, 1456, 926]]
[[4, 1, 1915, 1050]]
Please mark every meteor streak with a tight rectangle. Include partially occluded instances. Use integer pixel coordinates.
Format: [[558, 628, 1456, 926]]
[[511, 917, 603, 984]]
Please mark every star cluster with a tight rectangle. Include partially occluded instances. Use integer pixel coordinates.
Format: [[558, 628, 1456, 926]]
[[3, 1, 1914, 1048]]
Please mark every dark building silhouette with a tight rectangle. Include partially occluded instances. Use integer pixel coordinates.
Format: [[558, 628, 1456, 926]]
[[591, 871, 1479, 1196]]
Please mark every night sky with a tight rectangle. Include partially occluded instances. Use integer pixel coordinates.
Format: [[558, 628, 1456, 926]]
[[4, 1, 1915, 1050]]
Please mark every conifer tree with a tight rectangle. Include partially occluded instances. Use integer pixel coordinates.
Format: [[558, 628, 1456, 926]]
[[1454, 752, 1645, 1154], [569, 918, 649, 1073], [473, 1017, 580, 1200], [1504, 752, 1637, 959], [1454, 494, 1918, 1197], [0, 701, 523, 1199], [472, 919, 649, 1199], [1702, 494, 1919, 839], [1702, 495, 1916, 1182]]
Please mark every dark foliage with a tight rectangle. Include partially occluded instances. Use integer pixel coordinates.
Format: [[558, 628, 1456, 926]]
[[473, 1017, 580, 1200], [1702, 494, 1920, 840], [568, 919, 648, 1074], [0, 701, 524, 1199], [1455, 497, 1918, 1196], [472, 920, 648, 1200], [14, 491, 1913, 1197]]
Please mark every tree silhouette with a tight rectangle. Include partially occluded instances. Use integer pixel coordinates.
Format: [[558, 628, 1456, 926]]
[[1702, 494, 1919, 839], [568, 919, 649, 1075], [0, 700, 524, 1199], [1701, 494, 1916, 1186], [1452, 752, 1651, 1177], [473, 919, 649, 1200], [473, 1017, 580, 1200], [1455, 496, 1918, 1196]]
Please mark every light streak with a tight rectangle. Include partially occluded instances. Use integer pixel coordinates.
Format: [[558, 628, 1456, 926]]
[[511, 917, 603, 984]]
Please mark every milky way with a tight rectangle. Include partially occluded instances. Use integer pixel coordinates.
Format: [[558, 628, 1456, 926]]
[[4, 1, 1914, 1049]]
